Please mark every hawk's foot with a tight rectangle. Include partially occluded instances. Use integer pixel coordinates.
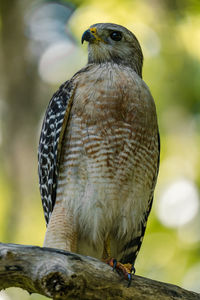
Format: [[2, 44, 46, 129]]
[[106, 258, 135, 287]]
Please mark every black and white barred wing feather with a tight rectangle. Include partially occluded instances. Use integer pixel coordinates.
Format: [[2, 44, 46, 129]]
[[38, 80, 74, 225]]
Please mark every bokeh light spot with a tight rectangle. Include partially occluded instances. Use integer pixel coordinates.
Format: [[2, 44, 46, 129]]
[[0, 291, 10, 300], [156, 178, 199, 228], [38, 42, 86, 84]]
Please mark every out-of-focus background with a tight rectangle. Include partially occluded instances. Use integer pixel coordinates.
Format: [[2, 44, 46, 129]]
[[0, 0, 200, 299]]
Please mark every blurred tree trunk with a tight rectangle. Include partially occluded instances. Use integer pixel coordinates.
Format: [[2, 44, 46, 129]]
[[0, 0, 43, 241]]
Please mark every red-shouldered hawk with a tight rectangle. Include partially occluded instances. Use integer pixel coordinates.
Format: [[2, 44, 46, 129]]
[[38, 23, 160, 283]]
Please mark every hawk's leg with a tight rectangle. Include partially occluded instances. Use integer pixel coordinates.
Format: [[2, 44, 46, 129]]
[[102, 236, 111, 261], [43, 203, 77, 252]]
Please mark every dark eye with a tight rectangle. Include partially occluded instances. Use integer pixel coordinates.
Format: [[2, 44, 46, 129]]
[[110, 31, 122, 41]]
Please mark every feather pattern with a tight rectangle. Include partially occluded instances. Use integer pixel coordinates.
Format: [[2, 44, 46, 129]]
[[38, 80, 74, 224]]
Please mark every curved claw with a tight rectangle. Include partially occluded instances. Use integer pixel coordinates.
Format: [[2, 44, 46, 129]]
[[127, 272, 132, 287], [112, 258, 117, 271], [131, 265, 136, 274], [127, 266, 136, 287]]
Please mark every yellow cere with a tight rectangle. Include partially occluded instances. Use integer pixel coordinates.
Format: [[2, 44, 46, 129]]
[[90, 27, 102, 42]]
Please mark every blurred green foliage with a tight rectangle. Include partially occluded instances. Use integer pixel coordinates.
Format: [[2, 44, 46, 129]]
[[0, 0, 200, 299]]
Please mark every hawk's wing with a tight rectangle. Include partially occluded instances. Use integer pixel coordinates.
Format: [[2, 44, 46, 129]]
[[38, 80, 75, 225]]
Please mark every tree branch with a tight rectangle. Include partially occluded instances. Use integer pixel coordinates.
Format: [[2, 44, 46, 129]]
[[0, 243, 199, 300]]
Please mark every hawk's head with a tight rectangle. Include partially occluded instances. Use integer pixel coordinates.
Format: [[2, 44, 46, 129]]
[[82, 23, 143, 77]]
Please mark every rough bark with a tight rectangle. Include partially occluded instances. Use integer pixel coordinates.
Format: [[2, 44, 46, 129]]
[[0, 243, 199, 300]]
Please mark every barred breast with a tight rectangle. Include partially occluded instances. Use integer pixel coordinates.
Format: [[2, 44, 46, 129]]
[[56, 63, 159, 259]]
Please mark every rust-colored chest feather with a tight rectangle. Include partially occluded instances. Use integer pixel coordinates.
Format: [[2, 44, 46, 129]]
[[72, 64, 156, 128]]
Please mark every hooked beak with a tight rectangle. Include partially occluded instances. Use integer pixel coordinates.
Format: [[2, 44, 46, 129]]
[[81, 29, 95, 44], [81, 27, 101, 44]]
